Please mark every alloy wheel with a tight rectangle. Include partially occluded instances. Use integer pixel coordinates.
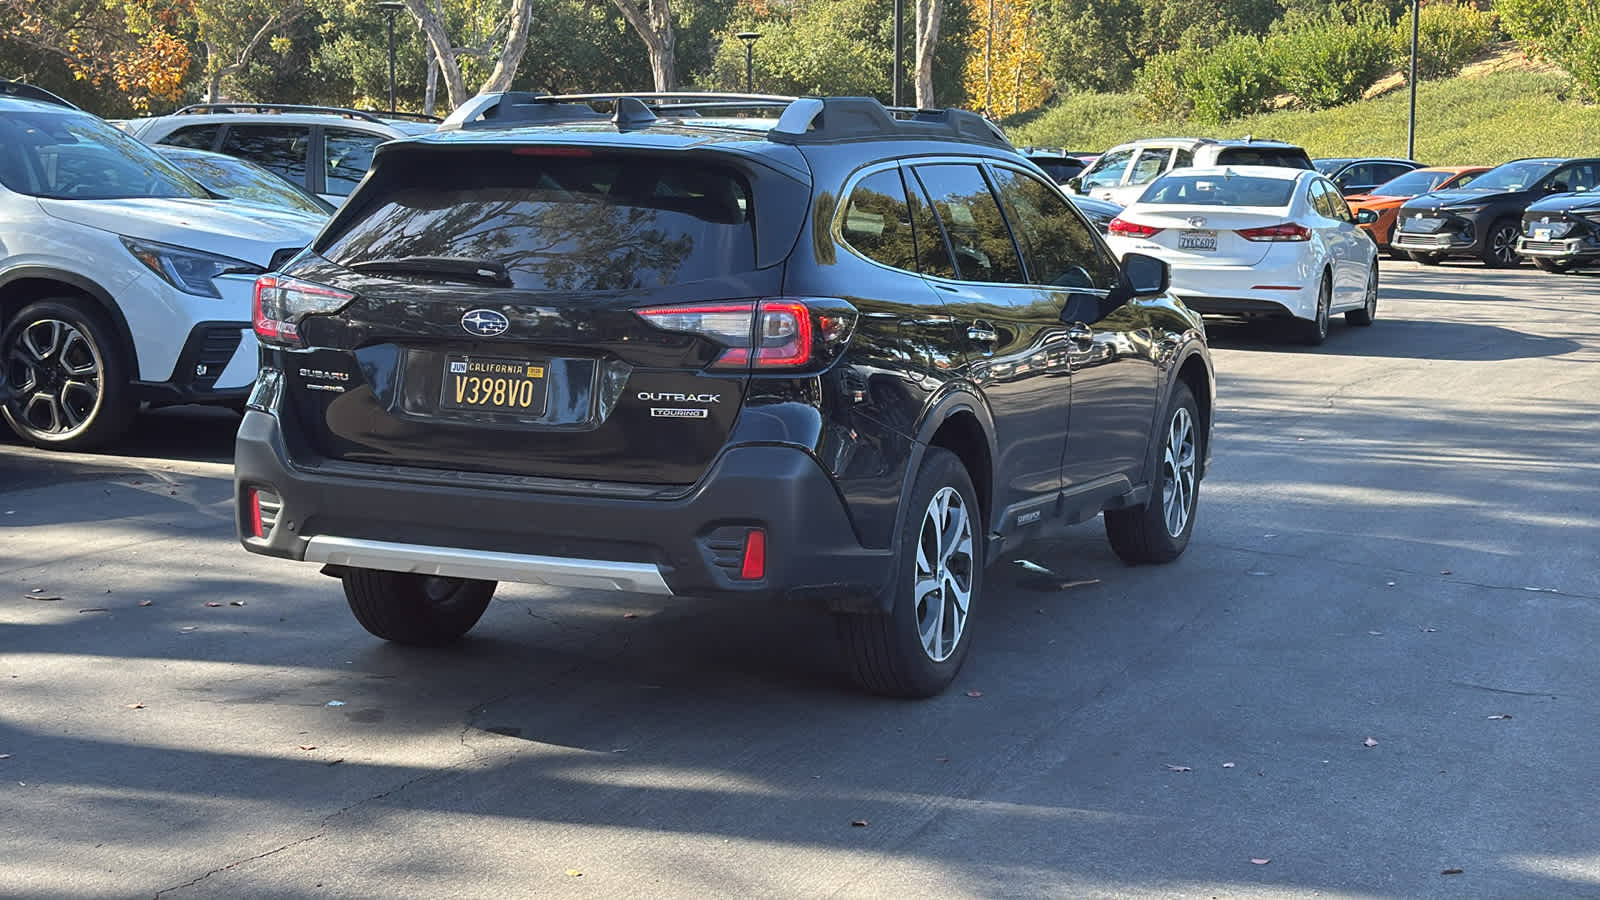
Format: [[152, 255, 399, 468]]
[[1490, 225, 1520, 267], [1315, 281, 1331, 340], [1161, 406, 1197, 538], [913, 486, 974, 663], [5, 318, 104, 439]]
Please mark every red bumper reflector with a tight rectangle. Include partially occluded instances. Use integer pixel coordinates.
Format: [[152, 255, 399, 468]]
[[740, 529, 767, 580], [247, 488, 265, 539]]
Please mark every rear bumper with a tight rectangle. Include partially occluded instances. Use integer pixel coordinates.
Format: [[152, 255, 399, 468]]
[[234, 410, 893, 609]]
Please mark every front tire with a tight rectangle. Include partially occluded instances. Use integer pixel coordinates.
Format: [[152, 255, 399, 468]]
[[342, 568, 495, 646], [1105, 383, 1200, 565], [1408, 251, 1443, 266], [1, 299, 135, 450], [1481, 217, 1521, 268], [1346, 262, 1378, 326], [1533, 257, 1579, 274], [837, 448, 982, 698]]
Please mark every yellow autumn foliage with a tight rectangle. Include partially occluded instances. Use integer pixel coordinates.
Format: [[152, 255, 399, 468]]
[[961, 0, 1048, 118]]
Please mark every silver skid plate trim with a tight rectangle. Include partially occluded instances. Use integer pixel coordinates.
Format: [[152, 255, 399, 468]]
[[304, 536, 673, 596]]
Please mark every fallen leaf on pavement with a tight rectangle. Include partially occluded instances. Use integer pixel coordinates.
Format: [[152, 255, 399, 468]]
[[1368, 630, 1383, 636], [327, 758, 344, 766], [935, 756, 949, 763], [138, 600, 153, 607], [204, 602, 222, 608], [1014, 559, 1052, 574], [1442, 868, 1463, 875], [126, 703, 145, 710], [566, 869, 583, 877], [1363, 737, 1378, 748], [326, 700, 346, 707], [179, 626, 197, 633], [229, 600, 246, 607], [851, 820, 868, 827], [0, 754, 12, 759], [1487, 714, 1512, 720], [1440, 569, 1452, 575], [622, 612, 638, 619], [1385, 581, 1396, 587], [78, 608, 107, 614], [1165, 764, 1192, 772], [1251, 858, 1271, 865], [1222, 762, 1236, 768], [1420, 626, 1437, 632], [27, 594, 61, 602], [965, 690, 983, 698], [297, 745, 316, 751]]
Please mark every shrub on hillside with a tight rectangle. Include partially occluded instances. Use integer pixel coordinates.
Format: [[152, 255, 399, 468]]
[[1497, 0, 1600, 101], [1268, 14, 1395, 109], [1394, 2, 1499, 79], [1135, 35, 1279, 125]]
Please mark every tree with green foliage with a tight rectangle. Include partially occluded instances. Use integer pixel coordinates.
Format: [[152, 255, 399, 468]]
[[1496, 0, 1600, 101]]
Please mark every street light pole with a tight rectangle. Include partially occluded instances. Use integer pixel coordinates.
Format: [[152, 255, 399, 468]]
[[736, 32, 762, 93], [378, 1, 405, 114], [892, 0, 903, 106], [1407, 0, 1419, 159]]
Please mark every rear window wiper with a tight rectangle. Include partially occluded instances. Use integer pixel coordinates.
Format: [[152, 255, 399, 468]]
[[348, 256, 512, 287]]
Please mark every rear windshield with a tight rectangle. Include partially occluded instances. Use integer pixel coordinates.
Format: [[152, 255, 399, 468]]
[[1140, 174, 1296, 207], [1215, 147, 1313, 169], [319, 151, 756, 291]]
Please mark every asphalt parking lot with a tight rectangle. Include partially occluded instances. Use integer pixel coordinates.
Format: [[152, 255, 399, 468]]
[[2, 261, 1597, 898]]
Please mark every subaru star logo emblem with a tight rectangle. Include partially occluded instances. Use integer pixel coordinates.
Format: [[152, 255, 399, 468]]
[[1187, 216, 1206, 228], [461, 309, 509, 337]]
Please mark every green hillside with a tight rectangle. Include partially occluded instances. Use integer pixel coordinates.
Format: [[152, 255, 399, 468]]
[[1004, 69, 1600, 166]]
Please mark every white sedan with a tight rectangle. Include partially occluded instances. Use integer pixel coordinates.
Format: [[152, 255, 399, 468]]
[[1104, 166, 1378, 345]]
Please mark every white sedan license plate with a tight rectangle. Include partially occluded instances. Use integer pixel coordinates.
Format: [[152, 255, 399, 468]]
[[1534, 227, 1552, 241], [1178, 230, 1217, 251]]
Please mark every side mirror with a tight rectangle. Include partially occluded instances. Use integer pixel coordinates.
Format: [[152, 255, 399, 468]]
[[1355, 208, 1378, 225], [1121, 252, 1169, 297], [1065, 176, 1082, 194]]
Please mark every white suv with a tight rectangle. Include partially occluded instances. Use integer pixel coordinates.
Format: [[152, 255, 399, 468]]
[[1070, 137, 1314, 207], [123, 104, 437, 205], [0, 85, 324, 450]]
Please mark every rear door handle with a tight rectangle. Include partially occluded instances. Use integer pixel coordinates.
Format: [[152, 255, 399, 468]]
[[967, 322, 999, 345]]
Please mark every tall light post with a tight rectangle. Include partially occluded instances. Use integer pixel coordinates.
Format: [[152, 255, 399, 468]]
[[378, 1, 405, 114], [736, 31, 762, 93], [1406, 0, 1419, 159], [892, 0, 903, 106]]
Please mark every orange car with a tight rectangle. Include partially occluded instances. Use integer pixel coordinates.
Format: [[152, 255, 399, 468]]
[[1348, 166, 1491, 257]]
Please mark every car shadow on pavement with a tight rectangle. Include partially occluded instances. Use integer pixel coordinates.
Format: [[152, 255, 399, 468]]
[[1205, 317, 1582, 361]]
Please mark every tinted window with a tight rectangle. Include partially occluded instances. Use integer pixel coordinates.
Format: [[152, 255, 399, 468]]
[[1030, 159, 1082, 183], [1336, 164, 1376, 188], [1452, 171, 1480, 188], [1080, 148, 1134, 190], [840, 168, 918, 272], [160, 124, 222, 151], [1470, 160, 1560, 192], [164, 150, 330, 216], [324, 128, 385, 196], [1216, 147, 1313, 169], [0, 109, 207, 200], [911, 164, 1025, 285], [906, 176, 957, 279], [320, 152, 755, 291], [1325, 182, 1353, 221], [1309, 180, 1335, 217], [1172, 148, 1194, 169], [220, 124, 311, 187], [1550, 163, 1600, 192], [1313, 158, 1351, 175], [1374, 163, 1414, 184], [1372, 168, 1453, 196], [990, 168, 1118, 290], [1142, 173, 1296, 207]]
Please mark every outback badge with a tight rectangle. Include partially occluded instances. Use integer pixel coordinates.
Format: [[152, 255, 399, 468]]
[[461, 309, 510, 337]]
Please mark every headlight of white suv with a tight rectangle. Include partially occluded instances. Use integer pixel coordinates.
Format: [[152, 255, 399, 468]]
[[121, 237, 264, 299]]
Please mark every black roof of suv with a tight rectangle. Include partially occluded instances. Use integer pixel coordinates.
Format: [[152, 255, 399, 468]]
[[236, 93, 1215, 697]]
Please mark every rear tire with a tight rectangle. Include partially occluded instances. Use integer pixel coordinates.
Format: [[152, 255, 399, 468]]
[[1, 299, 136, 450], [837, 448, 982, 698], [1346, 263, 1378, 326], [1408, 251, 1443, 265], [1300, 275, 1331, 345], [342, 568, 495, 646], [1480, 217, 1521, 268], [1105, 383, 1200, 565]]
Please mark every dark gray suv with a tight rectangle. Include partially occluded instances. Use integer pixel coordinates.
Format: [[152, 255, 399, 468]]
[[236, 93, 1215, 697]]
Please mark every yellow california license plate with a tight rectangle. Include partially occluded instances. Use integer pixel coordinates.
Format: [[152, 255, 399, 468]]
[[441, 355, 547, 414]]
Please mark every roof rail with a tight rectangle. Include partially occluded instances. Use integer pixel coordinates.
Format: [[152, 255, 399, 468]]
[[355, 108, 442, 123], [439, 92, 1012, 149], [0, 78, 78, 109], [169, 103, 389, 124]]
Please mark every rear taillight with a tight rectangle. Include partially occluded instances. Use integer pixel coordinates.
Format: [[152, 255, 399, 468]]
[[1238, 223, 1311, 242], [1108, 217, 1164, 238], [635, 298, 858, 371], [253, 275, 356, 346]]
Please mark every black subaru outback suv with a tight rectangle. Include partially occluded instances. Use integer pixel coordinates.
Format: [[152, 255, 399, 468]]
[[236, 93, 1215, 697]]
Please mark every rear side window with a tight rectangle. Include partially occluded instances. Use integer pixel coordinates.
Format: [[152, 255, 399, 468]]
[[911, 164, 1025, 285], [160, 124, 222, 151], [1215, 147, 1313, 169], [989, 168, 1118, 290], [1128, 148, 1171, 186], [220, 124, 311, 187], [1142, 174, 1296, 207], [840, 168, 918, 272], [320, 151, 756, 291], [324, 128, 385, 197], [1309, 180, 1337, 218]]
